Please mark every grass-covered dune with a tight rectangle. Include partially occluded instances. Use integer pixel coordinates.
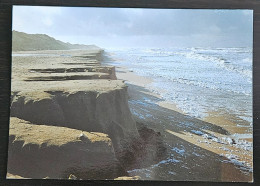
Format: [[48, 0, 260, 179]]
[[12, 31, 98, 51]]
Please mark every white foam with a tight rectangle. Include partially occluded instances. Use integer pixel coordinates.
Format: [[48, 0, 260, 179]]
[[106, 47, 253, 125]]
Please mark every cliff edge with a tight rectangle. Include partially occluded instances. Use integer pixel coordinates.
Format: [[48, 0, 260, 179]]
[[8, 35, 166, 179]]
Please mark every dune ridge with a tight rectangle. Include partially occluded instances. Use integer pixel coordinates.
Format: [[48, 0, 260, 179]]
[[12, 31, 98, 51]]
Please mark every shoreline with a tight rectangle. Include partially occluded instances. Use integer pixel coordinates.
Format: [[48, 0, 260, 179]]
[[115, 65, 184, 114], [112, 54, 253, 181], [8, 48, 253, 181]]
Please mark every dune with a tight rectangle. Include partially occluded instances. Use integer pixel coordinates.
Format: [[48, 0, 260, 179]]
[[12, 31, 99, 51]]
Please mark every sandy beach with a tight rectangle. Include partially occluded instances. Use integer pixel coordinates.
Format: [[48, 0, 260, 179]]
[[7, 47, 253, 181], [8, 6, 254, 182]]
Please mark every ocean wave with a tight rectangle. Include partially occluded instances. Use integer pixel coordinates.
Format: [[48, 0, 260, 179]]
[[107, 47, 252, 121], [177, 51, 252, 79]]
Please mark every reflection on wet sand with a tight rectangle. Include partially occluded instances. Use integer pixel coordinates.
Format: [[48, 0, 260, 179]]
[[123, 80, 252, 181]]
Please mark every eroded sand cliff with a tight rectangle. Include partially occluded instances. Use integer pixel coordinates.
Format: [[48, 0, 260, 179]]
[[7, 48, 165, 179], [8, 117, 124, 179]]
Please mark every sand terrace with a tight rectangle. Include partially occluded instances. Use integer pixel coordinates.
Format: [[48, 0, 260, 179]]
[[7, 48, 165, 180]]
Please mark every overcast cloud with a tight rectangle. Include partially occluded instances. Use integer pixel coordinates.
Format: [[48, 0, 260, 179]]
[[13, 6, 253, 48]]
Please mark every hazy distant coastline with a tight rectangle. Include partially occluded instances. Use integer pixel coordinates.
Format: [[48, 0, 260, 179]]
[[12, 31, 99, 51]]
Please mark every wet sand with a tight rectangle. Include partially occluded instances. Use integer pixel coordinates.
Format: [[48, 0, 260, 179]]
[[114, 64, 253, 181]]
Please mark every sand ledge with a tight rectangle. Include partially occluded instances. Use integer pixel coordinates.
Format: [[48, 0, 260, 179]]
[[8, 48, 166, 179]]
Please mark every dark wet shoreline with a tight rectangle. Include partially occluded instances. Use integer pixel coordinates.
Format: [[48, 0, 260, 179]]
[[124, 83, 252, 181]]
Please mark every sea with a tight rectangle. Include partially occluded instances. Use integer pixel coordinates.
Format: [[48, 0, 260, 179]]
[[105, 47, 253, 180], [106, 47, 252, 126]]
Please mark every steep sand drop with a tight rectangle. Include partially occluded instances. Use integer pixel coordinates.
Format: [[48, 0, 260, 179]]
[[10, 79, 140, 155], [8, 48, 166, 179], [10, 48, 140, 157], [7, 117, 125, 179]]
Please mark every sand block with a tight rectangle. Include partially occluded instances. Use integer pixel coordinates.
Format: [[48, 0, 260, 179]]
[[24, 72, 111, 81], [7, 117, 125, 179], [10, 79, 140, 156], [27, 66, 117, 80]]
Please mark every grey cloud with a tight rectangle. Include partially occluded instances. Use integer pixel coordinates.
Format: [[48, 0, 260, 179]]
[[13, 6, 253, 47]]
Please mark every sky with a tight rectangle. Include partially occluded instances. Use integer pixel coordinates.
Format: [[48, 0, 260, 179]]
[[13, 6, 253, 48]]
